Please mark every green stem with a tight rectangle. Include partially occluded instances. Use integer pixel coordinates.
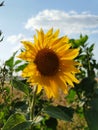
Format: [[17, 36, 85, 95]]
[[30, 85, 37, 130], [86, 49, 91, 78]]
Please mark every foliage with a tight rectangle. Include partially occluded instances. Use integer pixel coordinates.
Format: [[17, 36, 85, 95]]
[[0, 34, 98, 130], [69, 35, 98, 130]]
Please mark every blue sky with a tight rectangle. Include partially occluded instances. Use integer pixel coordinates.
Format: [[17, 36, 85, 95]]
[[0, 0, 98, 62]]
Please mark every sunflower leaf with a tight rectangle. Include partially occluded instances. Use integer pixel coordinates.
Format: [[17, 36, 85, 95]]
[[15, 63, 28, 72], [44, 105, 74, 121], [84, 97, 98, 130], [2, 113, 32, 130], [12, 78, 30, 95], [5, 51, 18, 69], [14, 60, 22, 66]]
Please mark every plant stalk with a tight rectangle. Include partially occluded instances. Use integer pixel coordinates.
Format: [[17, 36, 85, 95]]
[[30, 85, 37, 130]]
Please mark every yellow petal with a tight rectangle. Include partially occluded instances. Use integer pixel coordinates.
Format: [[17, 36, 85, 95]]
[[56, 43, 71, 53], [18, 51, 35, 61], [61, 64, 80, 73], [64, 75, 74, 87], [56, 77, 68, 94], [52, 29, 60, 38], [21, 41, 36, 51], [36, 29, 44, 47], [50, 80, 59, 98], [22, 63, 36, 77], [44, 85, 53, 98], [46, 28, 53, 36], [37, 84, 43, 94], [52, 36, 69, 49], [62, 48, 80, 60], [65, 73, 80, 84]]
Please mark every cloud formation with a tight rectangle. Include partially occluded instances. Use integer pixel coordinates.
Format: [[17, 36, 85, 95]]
[[6, 34, 26, 44], [4, 10, 98, 61], [25, 10, 98, 35], [6, 34, 32, 53]]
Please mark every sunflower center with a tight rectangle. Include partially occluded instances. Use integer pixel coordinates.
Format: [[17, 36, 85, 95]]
[[34, 48, 59, 76]]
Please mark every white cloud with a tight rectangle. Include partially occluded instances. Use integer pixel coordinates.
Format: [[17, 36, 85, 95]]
[[6, 34, 26, 44], [5, 34, 32, 57], [6, 33, 33, 52], [25, 10, 98, 35], [11, 44, 22, 53], [2, 10, 98, 62]]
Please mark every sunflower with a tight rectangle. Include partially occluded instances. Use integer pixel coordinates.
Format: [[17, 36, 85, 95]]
[[18, 28, 80, 98]]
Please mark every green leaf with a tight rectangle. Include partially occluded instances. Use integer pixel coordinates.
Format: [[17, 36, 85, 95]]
[[44, 105, 74, 121], [12, 101, 28, 111], [11, 121, 32, 130], [70, 35, 88, 48], [66, 89, 76, 103], [2, 113, 31, 130], [14, 60, 22, 66], [79, 78, 97, 97], [5, 51, 17, 69], [5, 56, 14, 69], [79, 35, 88, 46], [88, 44, 94, 52], [15, 63, 28, 72], [84, 97, 98, 130], [12, 79, 30, 95]]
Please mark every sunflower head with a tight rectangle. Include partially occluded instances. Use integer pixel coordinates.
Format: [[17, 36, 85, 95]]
[[18, 28, 80, 98], [34, 48, 60, 76]]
